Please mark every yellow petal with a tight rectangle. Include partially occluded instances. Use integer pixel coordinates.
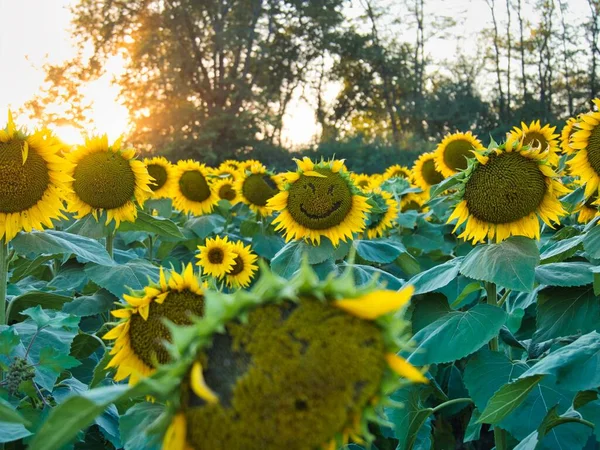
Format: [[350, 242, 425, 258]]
[[385, 353, 428, 383], [21, 141, 28, 165], [111, 308, 132, 318], [162, 413, 187, 450], [190, 361, 219, 404], [303, 170, 327, 178], [334, 285, 414, 320]]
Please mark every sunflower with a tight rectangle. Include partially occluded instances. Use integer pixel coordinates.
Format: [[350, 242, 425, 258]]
[[383, 164, 412, 181], [65, 135, 153, 227], [365, 188, 399, 239], [238, 159, 263, 171], [575, 193, 599, 223], [235, 163, 280, 216], [560, 117, 579, 155], [196, 235, 237, 278], [103, 264, 204, 385], [220, 160, 240, 171], [161, 265, 425, 450], [212, 164, 239, 181], [211, 178, 240, 204], [434, 131, 485, 177], [509, 120, 560, 165], [144, 156, 175, 199], [412, 152, 445, 191], [350, 173, 373, 191], [173, 160, 219, 215], [0, 111, 71, 242], [568, 99, 600, 199], [267, 158, 371, 246], [401, 191, 429, 213], [448, 136, 568, 243], [224, 240, 258, 288]]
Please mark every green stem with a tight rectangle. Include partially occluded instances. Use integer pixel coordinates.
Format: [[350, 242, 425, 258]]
[[106, 232, 115, 259], [0, 238, 8, 326], [498, 289, 511, 307], [484, 281, 507, 450], [431, 397, 474, 414], [147, 235, 154, 262]]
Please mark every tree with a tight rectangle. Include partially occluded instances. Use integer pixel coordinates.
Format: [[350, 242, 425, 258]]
[[26, 0, 345, 163]]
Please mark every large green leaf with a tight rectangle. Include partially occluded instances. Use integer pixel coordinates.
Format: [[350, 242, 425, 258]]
[[119, 402, 165, 450], [459, 237, 539, 292], [540, 235, 583, 263], [85, 259, 160, 298], [252, 234, 285, 260], [185, 215, 226, 238], [118, 211, 184, 239], [533, 286, 599, 343], [340, 263, 404, 290], [407, 303, 506, 365], [70, 332, 104, 360], [519, 332, 600, 391], [478, 375, 543, 424], [583, 225, 600, 258], [408, 257, 463, 295], [271, 239, 344, 278], [11, 230, 113, 265], [410, 294, 451, 334], [62, 289, 117, 317], [0, 398, 30, 425], [0, 422, 32, 443], [354, 238, 406, 264], [535, 262, 594, 287], [578, 400, 600, 443], [65, 215, 109, 239], [385, 385, 433, 450], [7, 291, 72, 323]]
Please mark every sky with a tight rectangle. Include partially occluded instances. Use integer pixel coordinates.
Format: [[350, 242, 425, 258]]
[[0, 0, 591, 148]]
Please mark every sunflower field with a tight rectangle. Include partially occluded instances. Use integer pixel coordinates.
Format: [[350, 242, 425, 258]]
[[0, 103, 599, 450]]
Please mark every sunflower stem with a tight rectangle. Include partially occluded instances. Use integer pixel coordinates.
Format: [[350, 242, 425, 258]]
[[485, 281, 507, 450], [147, 235, 154, 262], [0, 238, 8, 326], [106, 232, 115, 259]]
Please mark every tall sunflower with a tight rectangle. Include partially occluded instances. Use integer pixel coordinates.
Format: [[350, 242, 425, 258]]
[[383, 164, 412, 181], [103, 264, 204, 385], [144, 156, 175, 199], [365, 188, 399, 239], [560, 117, 579, 155], [0, 112, 71, 241], [448, 137, 568, 243], [172, 160, 219, 215], [161, 265, 425, 450], [66, 135, 153, 227], [235, 163, 280, 216], [508, 120, 560, 165], [267, 158, 371, 246], [224, 240, 258, 288], [412, 152, 445, 191], [434, 131, 485, 177], [196, 235, 237, 279], [350, 173, 373, 192], [567, 99, 600, 198], [401, 191, 429, 213]]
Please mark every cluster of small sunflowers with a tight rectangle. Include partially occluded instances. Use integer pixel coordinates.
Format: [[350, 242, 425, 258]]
[[195, 236, 258, 288]]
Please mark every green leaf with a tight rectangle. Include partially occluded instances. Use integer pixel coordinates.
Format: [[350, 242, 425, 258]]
[[578, 400, 600, 443], [252, 234, 285, 260], [85, 259, 160, 298], [38, 347, 81, 373], [460, 237, 539, 292], [385, 385, 433, 450], [535, 262, 594, 287], [11, 230, 113, 265], [354, 239, 406, 264], [449, 281, 483, 308], [540, 235, 583, 263], [410, 294, 451, 334], [0, 422, 32, 443], [7, 292, 72, 323], [340, 262, 404, 290], [70, 332, 103, 360], [65, 214, 109, 239], [27, 384, 131, 450], [62, 289, 117, 317], [118, 211, 184, 239], [533, 286, 599, 343], [429, 173, 463, 198], [90, 350, 114, 388], [583, 224, 600, 258], [271, 239, 342, 278], [20, 305, 79, 329], [145, 198, 173, 218], [0, 398, 30, 425], [119, 402, 165, 450], [519, 332, 600, 391], [478, 375, 544, 424], [404, 218, 451, 253], [0, 328, 20, 357], [407, 303, 506, 365], [408, 257, 463, 295], [464, 409, 481, 443], [10, 255, 55, 282], [186, 215, 226, 238]]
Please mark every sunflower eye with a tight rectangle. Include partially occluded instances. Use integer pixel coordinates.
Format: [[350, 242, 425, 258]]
[[307, 182, 316, 193]]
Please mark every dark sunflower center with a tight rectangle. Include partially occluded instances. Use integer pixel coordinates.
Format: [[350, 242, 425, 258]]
[[357, 179, 370, 188], [0, 139, 50, 213], [421, 159, 444, 185], [585, 124, 600, 175], [402, 200, 421, 212], [522, 131, 549, 151], [73, 151, 136, 209], [147, 164, 168, 191], [180, 170, 211, 203], [242, 174, 278, 206], [218, 183, 236, 201], [182, 299, 386, 450], [287, 169, 353, 230], [463, 152, 547, 224], [208, 248, 224, 264], [228, 255, 244, 276], [443, 139, 475, 171], [128, 289, 204, 368]]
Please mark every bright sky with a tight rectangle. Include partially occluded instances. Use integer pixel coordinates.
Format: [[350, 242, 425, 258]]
[[0, 0, 591, 148]]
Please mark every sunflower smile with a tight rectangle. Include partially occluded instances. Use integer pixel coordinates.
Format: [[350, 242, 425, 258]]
[[300, 200, 342, 219]]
